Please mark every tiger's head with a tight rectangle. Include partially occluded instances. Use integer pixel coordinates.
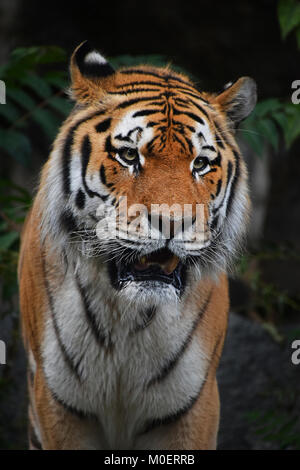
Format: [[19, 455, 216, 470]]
[[42, 41, 256, 305]]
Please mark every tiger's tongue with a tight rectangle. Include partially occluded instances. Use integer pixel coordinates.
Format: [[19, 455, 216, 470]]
[[134, 254, 180, 275]]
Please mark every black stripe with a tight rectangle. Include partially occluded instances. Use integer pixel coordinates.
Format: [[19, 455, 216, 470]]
[[173, 109, 205, 125], [116, 80, 164, 89], [146, 121, 157, 128], [183, 134, 194, 154], [81, 135, 109, 200], [186, 98, 210, 119], [146, 135, 161, 153], [116, 95, 163, 110], [210, 214, 219, 231], [48, 385, 98, 421], [105, 135, 118, 155], [128, 126, 143, 138], [120, 69, 165, 79], [108, 88, 162, 95], [41, 254, 83, 383], [62, 126, 79, 195], [147, 290, 212, 387], [95, 118, 111, 133], [141, 332, 223, 435], [213, 160, 233, 214], [214, 121, 230, 146], [211, 151, 222, 167], [215, 131, 225, 149], [99, 164, 107, 185], [115, 126, 143, 143], [115, 134, 132, 143], [226, 150, 240, 216], [119, 70, 210, 113], [81, 135, 93, 196], [75, 189, 86, 209], [133, 109, 160, 118], [99, 164, 114, 188], [166, 76, 204, 95], [202, 145, 216, 152], [215, 179, 222, 197], [62, 110, 106, 195], [60, 209, 79, 234], [120, 69, 203, 96], [141, 390, 200, 436], [173, 97, 190, 105], [76, 275, 112, 348], [172, 119, 196, 135], [172, 132, 188, 152]]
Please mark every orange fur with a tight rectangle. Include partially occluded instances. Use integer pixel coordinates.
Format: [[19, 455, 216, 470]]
[[19, 42, 255, 450]]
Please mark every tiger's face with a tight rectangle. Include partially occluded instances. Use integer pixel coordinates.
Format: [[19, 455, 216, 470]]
[[44, 42, 256, 304]]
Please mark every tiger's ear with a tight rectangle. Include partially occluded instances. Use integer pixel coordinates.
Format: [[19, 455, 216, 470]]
[[70, 41, 115, 103], [213, 77, 257, 129]]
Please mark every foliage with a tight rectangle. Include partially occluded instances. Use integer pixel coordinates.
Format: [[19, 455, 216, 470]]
[[278, 0, 300, 47], [240, 1, 300, 156], [246, 386, 300, 450], [0, 180, 31, 305], [241, 98, 300, 156], [236, 242, 300, 324], [247, 409, 300, 449], [0, 46, 71, 167]]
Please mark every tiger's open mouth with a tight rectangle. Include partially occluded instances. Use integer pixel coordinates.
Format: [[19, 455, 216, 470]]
[[108, 247, 187, 291]]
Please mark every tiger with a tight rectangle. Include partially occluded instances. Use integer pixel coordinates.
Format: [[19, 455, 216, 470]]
[[18, 41, 256, 450]]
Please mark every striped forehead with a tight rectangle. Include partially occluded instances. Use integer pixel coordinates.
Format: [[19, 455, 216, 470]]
[[112, 110, 154, 149], [190, 120, 215, 157], [111, 107, 216, 157]]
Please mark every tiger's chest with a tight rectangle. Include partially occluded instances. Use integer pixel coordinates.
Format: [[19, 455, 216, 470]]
[[42, 269, 207, 449]]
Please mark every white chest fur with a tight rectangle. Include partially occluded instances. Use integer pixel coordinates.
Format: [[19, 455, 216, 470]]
[[42, 261, 208, 449]]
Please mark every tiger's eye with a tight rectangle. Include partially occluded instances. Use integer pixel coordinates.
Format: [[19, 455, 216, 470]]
[[121, 148, 138, 162], [193, 157, 208, 171]]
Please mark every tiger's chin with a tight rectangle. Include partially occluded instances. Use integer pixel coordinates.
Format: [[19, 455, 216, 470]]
[[116, 281, 182, 309]]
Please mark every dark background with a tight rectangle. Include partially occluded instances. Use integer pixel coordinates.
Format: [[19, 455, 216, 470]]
[[3, 0, 297, 96], [0, 0, 299, 450]]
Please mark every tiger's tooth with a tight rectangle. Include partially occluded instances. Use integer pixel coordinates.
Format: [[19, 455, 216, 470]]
[[163, 255, 180, 275]]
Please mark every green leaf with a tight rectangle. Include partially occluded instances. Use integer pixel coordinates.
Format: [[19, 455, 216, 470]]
[[0, 129, 31, 165], [11, 46, 66, 66], [256, 118, 280, 151], [297, 26, 300, 49], [20, 72, 52, 99], [283, 105, 300, 148], [278, 0, 300, 39], [45, 71, 68, 89], [0, 101, 21, 123], [272, 110, 288, 131], [241, 124, 265, 156], [254, 98, 282, 117], [7, 88, 36, 111], [31, 107, 61, 139], [47, 95, 72, 116], [0, 179, 31, 199], [0, 232, 19, 251]]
